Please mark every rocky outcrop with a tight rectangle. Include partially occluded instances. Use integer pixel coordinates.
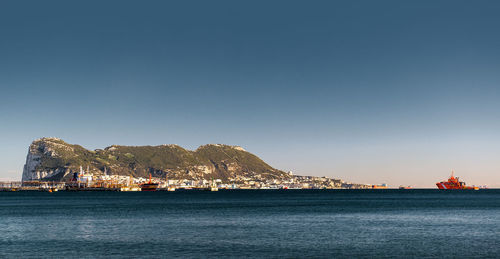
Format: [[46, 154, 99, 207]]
[[21, 138, 287, 182], [22, 151, 41, 181], [22, 138, 71, 181]]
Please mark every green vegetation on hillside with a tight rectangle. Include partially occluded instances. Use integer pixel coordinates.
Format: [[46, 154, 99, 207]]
[[26, 138, 286, 181]]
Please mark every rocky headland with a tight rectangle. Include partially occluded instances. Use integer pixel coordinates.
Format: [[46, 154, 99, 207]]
[[22, 138, 289, 182]]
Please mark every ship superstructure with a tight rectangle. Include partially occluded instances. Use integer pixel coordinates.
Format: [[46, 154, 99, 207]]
[[436, 171, 478, 190], [140, 174, 158, 191]]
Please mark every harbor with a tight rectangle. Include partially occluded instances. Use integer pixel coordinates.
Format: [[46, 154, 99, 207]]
[[2, 170, 380, 192], [0, 180, 393, 192]]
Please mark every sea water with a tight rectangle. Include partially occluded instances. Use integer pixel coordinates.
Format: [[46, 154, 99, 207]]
[[0, 190, 499, 258]]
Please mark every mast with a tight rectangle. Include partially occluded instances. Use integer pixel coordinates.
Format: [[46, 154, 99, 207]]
[[78, 166, 83, 188]]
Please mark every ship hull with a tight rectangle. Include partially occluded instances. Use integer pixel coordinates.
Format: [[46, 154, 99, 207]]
[[436, 182, 478, 190], [140, 183, 158, 191]]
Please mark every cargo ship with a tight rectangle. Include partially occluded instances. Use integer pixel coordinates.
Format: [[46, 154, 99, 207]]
[[140, 174, 158, 191], [436, 171, 478, 190], [372, 184, 388, 189]]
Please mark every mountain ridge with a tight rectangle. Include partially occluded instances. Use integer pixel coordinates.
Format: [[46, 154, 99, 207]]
[[22, 138, 289, 182]]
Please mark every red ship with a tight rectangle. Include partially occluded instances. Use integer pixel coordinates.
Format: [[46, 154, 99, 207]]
[[140, 174, 158, 191], [436, 171, 478, 190]]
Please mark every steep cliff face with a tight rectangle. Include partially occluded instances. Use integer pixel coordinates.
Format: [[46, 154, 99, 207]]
[[22, 149, 42, 181], [22, 138, 81, 181], [22, 138, 287, 182]]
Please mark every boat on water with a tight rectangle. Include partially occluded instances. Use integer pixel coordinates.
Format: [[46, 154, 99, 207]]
[[141, 174, 159, 191], [372, 184, 388, 189], [199, 186, 218, 191], [120, 186, 141, 192], [164, 175, 176, 191], [207, 178, 218, 191], [436, 171, 479, 190], [398, 186, 412, 189], [41, 187, 58, 192]]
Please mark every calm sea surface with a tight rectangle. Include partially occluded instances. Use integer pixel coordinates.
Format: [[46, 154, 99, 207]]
[[1, 190, 499, 258]]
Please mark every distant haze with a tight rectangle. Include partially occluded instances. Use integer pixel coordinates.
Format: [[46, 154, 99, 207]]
[[1, 0, 500, 187]]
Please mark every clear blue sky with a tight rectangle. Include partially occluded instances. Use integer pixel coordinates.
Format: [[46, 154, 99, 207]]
[[1, 0, 499, 187]]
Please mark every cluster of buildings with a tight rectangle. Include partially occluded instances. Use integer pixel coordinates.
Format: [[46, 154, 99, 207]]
[[223, 173, 374, 189], [15, 168, 380, 191], [85, 171, 375, 190]]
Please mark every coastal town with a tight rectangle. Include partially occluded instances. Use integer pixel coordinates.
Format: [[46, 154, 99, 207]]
[[6, 137, 388, 192], [1, 168, 379, 192]]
